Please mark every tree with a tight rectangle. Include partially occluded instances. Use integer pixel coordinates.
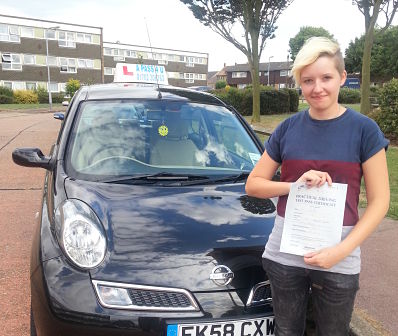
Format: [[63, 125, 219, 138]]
[[180, 0, 293, 122], [65, 78, 81, 97], [352, 0, 398, 114], [345, 26, 398, 82], [289, 26, 335, 61]]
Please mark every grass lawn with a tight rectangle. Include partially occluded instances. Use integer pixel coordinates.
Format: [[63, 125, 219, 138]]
[[245, 106, 397, 219], [0, 103, 64, 110]]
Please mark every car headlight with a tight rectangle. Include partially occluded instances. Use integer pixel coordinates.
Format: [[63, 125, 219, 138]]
[[55, 199, 106, 269]]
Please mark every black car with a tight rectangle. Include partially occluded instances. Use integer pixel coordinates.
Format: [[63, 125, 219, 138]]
[[13, 76, 276, 336]]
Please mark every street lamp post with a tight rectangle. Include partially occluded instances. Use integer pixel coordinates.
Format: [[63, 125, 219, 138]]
[[267, 56, 274, 86], [45, 26, 59, 112]]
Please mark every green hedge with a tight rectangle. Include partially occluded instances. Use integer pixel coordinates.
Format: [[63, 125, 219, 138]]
[[338, 88, 361, 104], [375, 78, 398, 139], [0, 86, 13, 98], [212, 87, 298, 115], [0, 94, 14, 104]]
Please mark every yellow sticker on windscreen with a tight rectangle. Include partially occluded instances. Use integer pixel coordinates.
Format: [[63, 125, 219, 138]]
[[158, 125, 168, 137]]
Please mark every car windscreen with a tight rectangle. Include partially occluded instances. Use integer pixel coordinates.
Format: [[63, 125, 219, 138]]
[[65, 100, 262, 180]]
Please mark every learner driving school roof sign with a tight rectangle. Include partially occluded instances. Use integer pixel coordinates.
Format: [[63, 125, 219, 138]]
[[114, 63, 168, 85]]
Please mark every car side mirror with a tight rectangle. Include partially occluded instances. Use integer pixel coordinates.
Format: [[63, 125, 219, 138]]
[[12, 148, 53, 170], [53, 113, 64, 120]]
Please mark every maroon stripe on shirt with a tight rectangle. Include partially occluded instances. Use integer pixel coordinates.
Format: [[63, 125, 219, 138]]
[[277, 159, 362, 226]]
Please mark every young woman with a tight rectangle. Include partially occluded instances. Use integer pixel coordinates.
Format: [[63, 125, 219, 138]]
[[246, 37, 390, 335]]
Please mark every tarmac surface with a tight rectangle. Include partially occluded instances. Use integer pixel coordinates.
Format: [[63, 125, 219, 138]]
[[0, 108, 397, 336]]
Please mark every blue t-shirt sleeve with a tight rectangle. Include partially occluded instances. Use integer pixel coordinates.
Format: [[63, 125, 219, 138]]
[[360, 117, 389, 163], [264, 120, 288, 163]]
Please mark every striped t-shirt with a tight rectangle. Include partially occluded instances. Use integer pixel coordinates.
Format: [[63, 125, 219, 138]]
[[263, 108, 389, 274]]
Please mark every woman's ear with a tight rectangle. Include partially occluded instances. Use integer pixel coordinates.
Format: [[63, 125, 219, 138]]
[[340, 70, 347, 86]]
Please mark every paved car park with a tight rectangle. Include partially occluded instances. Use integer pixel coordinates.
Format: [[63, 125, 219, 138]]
[[0, 111, 61, 335], [0, 109, 397, 336]]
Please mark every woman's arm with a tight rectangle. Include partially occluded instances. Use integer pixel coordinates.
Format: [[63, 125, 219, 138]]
[[246, 151, 333, 199], [304, 148, 390, 268]]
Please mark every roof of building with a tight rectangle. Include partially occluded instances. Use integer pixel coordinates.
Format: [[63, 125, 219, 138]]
[[225, 61, 291, 72]]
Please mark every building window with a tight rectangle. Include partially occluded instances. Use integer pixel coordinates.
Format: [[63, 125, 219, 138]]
[[232, 71, 247, 78], [186, 56, 195, 67], [47, 56, 57, 66], [237, 84, 247, 89], [264, 71, 269, 77], [104, 67, 114, 75], [76, 33, 92, 43], [58, 31, 76, 48], [280, 70, 288, 77], [2, 53, 22, 71], [26, 82, 37, 90], [78, 59, 94, 68], [3, 81, 12, 89], [104, 48, 112, 56], [179, 55, 185, 62], [49, 83, 59, 92], [114, 56, 125, 62], [158, 59, 168, 65], [24, 54, 36, 65], [60, 58, 77, 73], [13, 82, 26, 90], [59, 83, 66, 92], [0, 24, 20, 43], [126, 50, 136, 58], [45, 29, 56, 39], [185, 73, 194, 83], [21, 27, 34, 38]]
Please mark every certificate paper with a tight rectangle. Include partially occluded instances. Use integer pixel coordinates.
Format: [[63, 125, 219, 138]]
[[280, 182, 348, 256]]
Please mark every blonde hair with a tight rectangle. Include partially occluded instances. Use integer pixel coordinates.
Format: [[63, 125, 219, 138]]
[[291, 37, 345, 84]]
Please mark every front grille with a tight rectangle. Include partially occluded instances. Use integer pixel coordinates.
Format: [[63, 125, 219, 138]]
[[246, 281, 272, 307], [92, 280, 199, 311], [128, 288, 192, 308]]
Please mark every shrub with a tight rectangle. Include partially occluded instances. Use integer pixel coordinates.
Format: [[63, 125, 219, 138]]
[[212, 86, 293, 115], [0, 86, 14, 98], [215, 80, 227, 89], [260, 89, 290, 115], [65, 78, 81, 97], [13, 90, 39, 104], [52, 93, 65, 103], [338, 88, 361, 104], [375, 78, 398, 139], [283, 88, 299, 112], [0, 94, 14, 104], [35, 86, 49, 103]]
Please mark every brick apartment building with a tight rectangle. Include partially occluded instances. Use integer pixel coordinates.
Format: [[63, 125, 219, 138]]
[[0, 14, 209, 92]]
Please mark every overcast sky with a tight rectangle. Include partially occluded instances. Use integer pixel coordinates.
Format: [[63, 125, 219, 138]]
[[1, 0, 397, 71]]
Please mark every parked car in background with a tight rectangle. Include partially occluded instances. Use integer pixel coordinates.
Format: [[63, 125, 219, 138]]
[[13, 64, 276, 336]]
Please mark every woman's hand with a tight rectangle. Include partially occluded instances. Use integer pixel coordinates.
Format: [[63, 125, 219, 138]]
[[297, 170, 332, 188], [304, 245, 346, 269]]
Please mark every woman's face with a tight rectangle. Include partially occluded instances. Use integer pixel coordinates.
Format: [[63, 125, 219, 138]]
[[300, 56, 346, 112]]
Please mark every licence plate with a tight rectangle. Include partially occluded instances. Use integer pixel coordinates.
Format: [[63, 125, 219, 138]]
[[167, 317, 275, 336]]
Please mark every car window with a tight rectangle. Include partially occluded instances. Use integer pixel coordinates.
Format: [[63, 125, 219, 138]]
[[66, 100, 261, 179]]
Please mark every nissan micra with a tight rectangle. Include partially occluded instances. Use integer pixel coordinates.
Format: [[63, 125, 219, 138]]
[[13, 64, 276, 336]]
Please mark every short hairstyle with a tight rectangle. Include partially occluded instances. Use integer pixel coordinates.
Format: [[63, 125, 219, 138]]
[[291, 37, 345, 84]]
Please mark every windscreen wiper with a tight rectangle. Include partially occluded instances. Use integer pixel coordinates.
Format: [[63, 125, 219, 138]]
[[173, 172, 250, 186], [97, 172, 210, 184]]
